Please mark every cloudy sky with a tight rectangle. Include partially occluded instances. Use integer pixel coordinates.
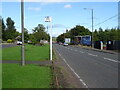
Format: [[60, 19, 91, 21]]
[[2, 0, 119, 37]]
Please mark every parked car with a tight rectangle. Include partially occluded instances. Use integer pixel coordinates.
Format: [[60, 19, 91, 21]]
[[63, 43, 68, 46], [59, 42, 63, 45], [17, 41, 22, 45]]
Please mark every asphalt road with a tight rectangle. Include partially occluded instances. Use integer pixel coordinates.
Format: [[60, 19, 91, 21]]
[[53, 44, 119, 88], [2, 43, 18, 48]]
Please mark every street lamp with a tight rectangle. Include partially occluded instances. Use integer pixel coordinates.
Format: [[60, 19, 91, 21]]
[[84, 8, 94, 48], [21, 0, 25, 66], [44, 16, 52, 61]]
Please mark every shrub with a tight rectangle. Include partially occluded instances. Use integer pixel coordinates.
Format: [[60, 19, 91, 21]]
[[7, 39, 12, 43]]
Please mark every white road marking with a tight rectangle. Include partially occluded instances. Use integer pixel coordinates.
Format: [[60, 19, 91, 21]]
[[79, 51, 85, 53], [75, 50, 78, 52], [104, 57, 119, 63], [56, 50, 89, 88], [88, 53, 97, 57], [68, 48, 85, 54], [58, 53, 61, 56]]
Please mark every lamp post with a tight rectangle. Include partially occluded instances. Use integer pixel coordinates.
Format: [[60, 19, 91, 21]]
[[44, 16, 52, 61], [84, 8, 94, 48], [21, 0, 25, 66]]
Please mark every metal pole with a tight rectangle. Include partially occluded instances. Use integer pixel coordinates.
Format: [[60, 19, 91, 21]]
[[92, 9, 94, 48], [21, 0, 25, 66], [50, 18, 52, 61]]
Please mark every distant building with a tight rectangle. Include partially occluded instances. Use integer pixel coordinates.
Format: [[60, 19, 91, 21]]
[[74, 35, 91, 46], [40, 40, 48, 44]]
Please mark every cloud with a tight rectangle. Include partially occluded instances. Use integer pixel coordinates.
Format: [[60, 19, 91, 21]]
[[52, 31, 63, 37], [64, 4, 72, 8], [27, 7, 41, 11]]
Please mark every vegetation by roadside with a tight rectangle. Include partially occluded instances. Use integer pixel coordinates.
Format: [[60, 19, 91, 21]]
[[2, 44, 58, 88], [2, 46, 21, 60], [0, 64, 1, 89], [2, 64, 52, 88], [2, 44, 49, 61]]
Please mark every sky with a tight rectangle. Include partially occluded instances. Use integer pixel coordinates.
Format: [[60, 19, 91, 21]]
[[1, 1, 119, 37]]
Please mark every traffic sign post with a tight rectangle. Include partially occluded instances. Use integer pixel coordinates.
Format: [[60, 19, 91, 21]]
[[45, 16, 52, 61]]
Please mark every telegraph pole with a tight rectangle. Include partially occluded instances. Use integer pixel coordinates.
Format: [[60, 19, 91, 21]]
[[21, 0, 25, 66], [84, 8, 94, 48], [92, 9, 94, 48]]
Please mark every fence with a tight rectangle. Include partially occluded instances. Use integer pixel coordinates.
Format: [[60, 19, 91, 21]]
[[94, 40, 120, 50]]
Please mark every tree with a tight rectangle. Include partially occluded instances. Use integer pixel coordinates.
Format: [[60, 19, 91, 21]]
[[56, 33, 65, 43], [93, 29, 99, 41], [0, 17, 2, 39], [98, 27, 104, 41], [32, 24, 49, 44], [24, 28, 29, 43], [33, 24, 45, 33], [4, 17, 17, 41], [117, 28, 120, 40], [1, 18, 6, 40], [57, 25, 91, 43]]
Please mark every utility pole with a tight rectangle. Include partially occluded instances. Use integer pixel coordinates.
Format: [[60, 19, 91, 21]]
[[21, 0, 25, 66], [84, 8, 94, 48], [92, 9, 94, 48], [118, 1, 120, 29]]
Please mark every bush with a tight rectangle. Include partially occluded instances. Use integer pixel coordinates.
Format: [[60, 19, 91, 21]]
[[7, 39, 12, 43]]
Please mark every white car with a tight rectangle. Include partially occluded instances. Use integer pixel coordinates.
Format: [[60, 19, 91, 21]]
[[17, 41, 22, 45], [63, 43, 68, 46]]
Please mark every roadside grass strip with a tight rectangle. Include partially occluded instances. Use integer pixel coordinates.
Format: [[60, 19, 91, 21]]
[[2, 64, 52, 88], [2, 44, 49, 61]]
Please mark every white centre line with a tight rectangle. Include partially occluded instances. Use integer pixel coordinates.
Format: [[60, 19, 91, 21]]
[[75, 50, 78, 52], [88, 53, 98, 57], [103, 57, 119, 63], [79, 51, 85, 53]]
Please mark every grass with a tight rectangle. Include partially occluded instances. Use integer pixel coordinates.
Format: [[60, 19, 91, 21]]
[[0, 64, 2, 89], [0, 49, 1, 61], [2, 44, 50, 61], [2, 46, 21, 60], [2, 64, 52, 88], [25, 44, 49, 61]]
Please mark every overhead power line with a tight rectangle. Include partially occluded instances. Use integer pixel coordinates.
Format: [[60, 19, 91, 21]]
[[87, 14, 118, 29]]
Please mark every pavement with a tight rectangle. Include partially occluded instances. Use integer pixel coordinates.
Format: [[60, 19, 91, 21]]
[[75, 45, 118, 54], [1, 43, 18, 48], [53, 44, 119, 88], [0, 60, 52, 66]]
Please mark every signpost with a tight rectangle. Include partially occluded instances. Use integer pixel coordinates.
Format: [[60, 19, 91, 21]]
[[44, 16, 52, 61]]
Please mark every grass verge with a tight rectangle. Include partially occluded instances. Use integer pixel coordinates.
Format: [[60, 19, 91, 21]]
[[2, 44, 49, 61], [2, 64, 52, 88]]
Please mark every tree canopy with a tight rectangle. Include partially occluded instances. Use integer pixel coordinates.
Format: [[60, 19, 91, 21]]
[[1, 17, 50, 44], [2, 17, 19, 41], [57, 25, 120, 43], [57, 25, 91, 43]]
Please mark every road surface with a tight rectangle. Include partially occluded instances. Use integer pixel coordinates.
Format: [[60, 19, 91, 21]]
[[2, 43, 18, 48], [53, 44, 119, 88]]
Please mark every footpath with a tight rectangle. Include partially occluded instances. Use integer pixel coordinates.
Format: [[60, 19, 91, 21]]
[[75, 45, 119, 54], [0, 60, 52, 66]]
